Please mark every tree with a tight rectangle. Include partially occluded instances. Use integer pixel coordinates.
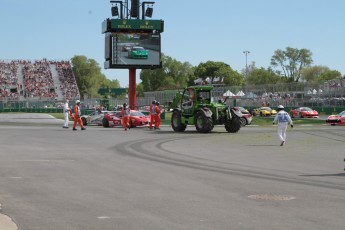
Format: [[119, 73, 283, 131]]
[[136, 83, 144, 97], [194, 61, 244, 86], [300, 66, 328, 82], [221, 67, 244, 86], [71, 55, 120, 99], [301, 66, 341, 83], [140, 67, 166, 92], [241, 61, 256, 77], [319, 70, 342, 82], [270, 47, 313, 82], [246, 67, 281, 85], [140, 54, 194, 91]]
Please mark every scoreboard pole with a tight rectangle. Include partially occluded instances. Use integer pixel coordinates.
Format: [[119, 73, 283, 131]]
[[128, 68, 136, 110]]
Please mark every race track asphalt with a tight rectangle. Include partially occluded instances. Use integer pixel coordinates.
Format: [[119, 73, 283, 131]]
[[0, 113, 344, 230]]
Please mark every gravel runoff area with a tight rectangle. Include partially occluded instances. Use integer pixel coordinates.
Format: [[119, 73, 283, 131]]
[[0, 113, 344, 230]]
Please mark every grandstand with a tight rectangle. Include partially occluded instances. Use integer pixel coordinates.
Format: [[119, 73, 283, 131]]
[[0, 59, 80, 102]]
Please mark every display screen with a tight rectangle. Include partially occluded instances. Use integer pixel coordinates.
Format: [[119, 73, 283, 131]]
[[104, 33, 161, 69]]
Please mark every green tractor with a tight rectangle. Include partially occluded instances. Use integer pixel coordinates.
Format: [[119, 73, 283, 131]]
[[167, 85, 242, 133]]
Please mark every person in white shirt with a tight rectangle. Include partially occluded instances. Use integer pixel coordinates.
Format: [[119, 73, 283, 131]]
[[273, 105, 293, 146], [62, 99, 70, 128]]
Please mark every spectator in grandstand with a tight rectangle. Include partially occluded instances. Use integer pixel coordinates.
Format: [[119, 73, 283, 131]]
[[56, 61, 80, 99], [62, 99, 71, 129], [22, 60, 57, 99], [0, 61, 20, 100], [1, 59, 79, 101]]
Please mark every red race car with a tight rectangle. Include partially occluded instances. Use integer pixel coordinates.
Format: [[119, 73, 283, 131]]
[[102, 111, 122, 127], [289, 107, 319, 118], [326, 110, 345, 126], [103, 110, 150, 128]]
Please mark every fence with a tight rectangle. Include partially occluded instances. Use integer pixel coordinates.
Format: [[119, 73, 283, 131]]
[[2, 81, 345, 115], [143, 82, 345, 108]]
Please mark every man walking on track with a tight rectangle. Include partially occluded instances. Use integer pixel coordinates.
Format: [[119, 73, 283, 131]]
[[154, 101, 161, 130], [62, 99, 70, 128], [72, 100, 86, 131], [121, 103, 131, 131], [273, 105, 293, 146]]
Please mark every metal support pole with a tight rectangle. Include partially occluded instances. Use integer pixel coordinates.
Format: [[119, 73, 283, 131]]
[[243, 50, 250, 77], [129, 68, 136, 110]]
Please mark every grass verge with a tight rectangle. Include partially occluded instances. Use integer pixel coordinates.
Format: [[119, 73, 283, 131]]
[[162, 112, 326, 126]]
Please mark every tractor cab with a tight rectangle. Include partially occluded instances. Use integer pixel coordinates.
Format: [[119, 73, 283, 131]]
[[181, 86, 213, 115]]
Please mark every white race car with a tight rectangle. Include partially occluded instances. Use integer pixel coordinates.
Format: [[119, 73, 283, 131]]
[[81, 111, 113, 126]]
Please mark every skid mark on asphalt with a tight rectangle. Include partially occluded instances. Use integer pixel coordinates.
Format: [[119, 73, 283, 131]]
[[113, 137, 345, 191]]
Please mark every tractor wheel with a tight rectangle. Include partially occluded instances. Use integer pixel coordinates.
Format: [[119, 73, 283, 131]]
[[195, 111, 213, 133], [102, 118, 109, 128], [225, 116, 241, 133], [171, 110, 186, 132]]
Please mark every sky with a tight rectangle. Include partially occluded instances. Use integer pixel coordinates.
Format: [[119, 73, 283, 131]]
[[1, 0, 344, 87]]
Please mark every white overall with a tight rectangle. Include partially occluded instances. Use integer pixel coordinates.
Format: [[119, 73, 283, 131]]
[[63, 102, 70, 127], [273, 111, 293, 142]]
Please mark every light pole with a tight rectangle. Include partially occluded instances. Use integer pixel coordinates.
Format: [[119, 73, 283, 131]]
[[243, 50, 250, 77]]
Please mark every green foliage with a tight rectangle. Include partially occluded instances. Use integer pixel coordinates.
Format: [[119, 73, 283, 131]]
[[319, 70, 342, 82], [301, 66, 341, 83], [246, 67, 281, 85], [251, 116, 325, 126], [70, 47, 342, 98], [141, 56, 307, 90], [194, 61, 244, 86], [271, 47, 313, 82], [71, 55, 120, 99], [301, 65, 328, 82], [140, 54, 194, 91], [136, 83, 144, 97]]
